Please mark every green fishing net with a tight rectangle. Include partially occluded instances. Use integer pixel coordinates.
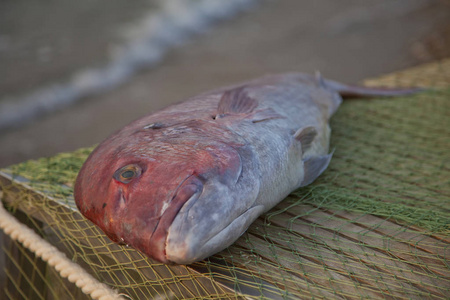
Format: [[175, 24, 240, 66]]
[[1, 60, 449, 299]]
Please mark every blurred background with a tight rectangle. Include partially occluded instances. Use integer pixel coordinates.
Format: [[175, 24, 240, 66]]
[[1, 0, 450, 168]]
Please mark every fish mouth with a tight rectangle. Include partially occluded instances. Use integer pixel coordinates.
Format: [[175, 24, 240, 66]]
[[144, 175, 203, 263], [165, 202, 265, 265]]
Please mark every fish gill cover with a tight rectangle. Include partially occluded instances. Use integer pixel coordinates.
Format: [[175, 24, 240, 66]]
[[1, 61, 449, 298]]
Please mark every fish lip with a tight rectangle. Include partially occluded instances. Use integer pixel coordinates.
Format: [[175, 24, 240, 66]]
[[148, 174, 194, 240], [145, 174, 203, 263]]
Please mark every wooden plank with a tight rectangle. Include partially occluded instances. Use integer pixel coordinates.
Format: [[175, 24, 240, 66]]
[[215, 243, 344, 300], [243, 221, 392, 299], [247, 218, 428, 299], [269, 200, 449, 298], [328, 210, 450, 259]]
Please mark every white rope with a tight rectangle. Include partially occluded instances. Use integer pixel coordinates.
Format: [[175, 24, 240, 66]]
[[0, 198, 126, 300]]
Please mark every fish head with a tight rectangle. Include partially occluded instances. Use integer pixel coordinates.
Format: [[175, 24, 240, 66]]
[[74, 128, 260, 264]]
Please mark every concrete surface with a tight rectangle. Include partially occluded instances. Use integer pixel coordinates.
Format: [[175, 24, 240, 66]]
[[1, 0, 450, 167]]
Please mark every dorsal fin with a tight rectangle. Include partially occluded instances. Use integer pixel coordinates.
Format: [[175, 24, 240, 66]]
[[217, 87, 258, 115], [294, 126, 317, 154]]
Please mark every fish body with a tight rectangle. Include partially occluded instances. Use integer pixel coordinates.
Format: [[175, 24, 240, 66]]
[[74, 73, 418, 264]]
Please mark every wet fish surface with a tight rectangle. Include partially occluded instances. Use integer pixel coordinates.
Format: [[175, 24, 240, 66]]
[[74, 73, 419, 264]]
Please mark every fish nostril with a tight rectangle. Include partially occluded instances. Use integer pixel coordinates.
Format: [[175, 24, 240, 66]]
[[143, 122, 164, 129]]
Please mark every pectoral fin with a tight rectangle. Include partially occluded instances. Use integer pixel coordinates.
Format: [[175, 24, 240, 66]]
[[300, 152, 333, 187], [294, 126, 317, 153]]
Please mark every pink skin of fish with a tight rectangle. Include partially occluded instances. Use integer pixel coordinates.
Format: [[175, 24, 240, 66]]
[[74, 73, 420, 264]]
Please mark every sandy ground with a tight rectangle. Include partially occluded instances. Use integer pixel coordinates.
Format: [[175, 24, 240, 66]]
[[1, 0, 450, 168]]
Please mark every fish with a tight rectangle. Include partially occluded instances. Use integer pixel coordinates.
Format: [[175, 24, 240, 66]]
[[74, 72, 420, 264]]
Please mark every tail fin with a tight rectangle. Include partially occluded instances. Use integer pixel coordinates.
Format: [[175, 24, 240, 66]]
[[323, 77, 424, 98]]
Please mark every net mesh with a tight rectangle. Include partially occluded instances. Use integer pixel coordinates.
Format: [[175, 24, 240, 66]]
[[1, 60, 449, 299]]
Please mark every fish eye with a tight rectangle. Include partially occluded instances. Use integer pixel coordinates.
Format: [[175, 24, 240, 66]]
[[121, 170, 135, 179], [113, 165, 142, 184]]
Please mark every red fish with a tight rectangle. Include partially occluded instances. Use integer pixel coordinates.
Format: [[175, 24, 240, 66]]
[[74, 73, 419, 264]]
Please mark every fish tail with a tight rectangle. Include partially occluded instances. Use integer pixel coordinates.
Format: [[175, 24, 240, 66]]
[[322, 76, 424, 98]]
